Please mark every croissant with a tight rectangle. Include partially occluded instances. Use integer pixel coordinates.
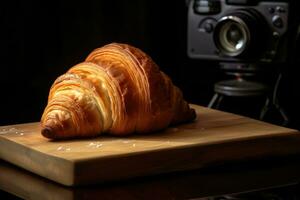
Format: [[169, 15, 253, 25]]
[[41, 43, 196, 139]]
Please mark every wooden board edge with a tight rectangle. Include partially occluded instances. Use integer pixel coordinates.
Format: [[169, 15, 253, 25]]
[[0, 137, 75, 186], [71, 131, 300, 186], [0, 160, 74, 200]]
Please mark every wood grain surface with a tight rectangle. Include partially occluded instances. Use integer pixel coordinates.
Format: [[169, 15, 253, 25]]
[[0, 105, 300, 186]]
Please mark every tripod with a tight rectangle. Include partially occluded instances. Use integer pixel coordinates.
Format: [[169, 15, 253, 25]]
[[208, 62, 289, 126]]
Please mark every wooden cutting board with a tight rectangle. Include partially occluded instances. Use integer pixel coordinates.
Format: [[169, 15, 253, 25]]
[[1, 104, 300, 186]]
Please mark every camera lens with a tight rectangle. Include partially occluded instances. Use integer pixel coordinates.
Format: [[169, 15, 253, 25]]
[[219, 19, 248, 55], [214, 9, 267, 58]]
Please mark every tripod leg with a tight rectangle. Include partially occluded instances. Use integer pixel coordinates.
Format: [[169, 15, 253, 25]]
[[208, 93, 219, 108], [260, 97, 270, 120], [215, 95, 223, 109], [274, 104, 289, 126], [279, 108, 289, 126]]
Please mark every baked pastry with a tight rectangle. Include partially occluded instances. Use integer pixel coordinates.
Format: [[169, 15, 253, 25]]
[[41, 43, 196, 139]]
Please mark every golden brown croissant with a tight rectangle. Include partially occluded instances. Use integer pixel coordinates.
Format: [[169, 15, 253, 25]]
[[41, 43, 196, 139]]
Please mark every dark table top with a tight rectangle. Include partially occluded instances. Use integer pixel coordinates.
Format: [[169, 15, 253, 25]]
[[1, 155, 300, 200]]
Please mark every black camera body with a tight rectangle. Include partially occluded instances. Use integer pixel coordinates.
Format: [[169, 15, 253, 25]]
[[187, 0, 289, 63]]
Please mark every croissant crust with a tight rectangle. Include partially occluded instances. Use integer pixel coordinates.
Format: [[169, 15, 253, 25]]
[[41, 43, 196, 139]]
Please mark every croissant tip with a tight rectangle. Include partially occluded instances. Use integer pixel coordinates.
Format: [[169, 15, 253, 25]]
[[41, 127, 54, 139]]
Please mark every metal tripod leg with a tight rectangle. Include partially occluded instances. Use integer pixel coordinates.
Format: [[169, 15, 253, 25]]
[[259, 98, 270, 120], [260, 97, 289, 126], [208, 93, 223, 109], [260, 73, 289, 126], [208, 93, 218, 108], [275, 102, 289, 126]]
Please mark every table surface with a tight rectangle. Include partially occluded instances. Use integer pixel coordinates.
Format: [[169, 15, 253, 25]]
[[1, 155, 300, 200]]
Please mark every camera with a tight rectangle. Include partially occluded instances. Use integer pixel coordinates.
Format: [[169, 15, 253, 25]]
[[187, 0, 289, 63]]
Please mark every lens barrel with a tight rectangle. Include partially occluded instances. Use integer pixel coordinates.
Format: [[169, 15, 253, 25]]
[[214, 9, 268, 58]]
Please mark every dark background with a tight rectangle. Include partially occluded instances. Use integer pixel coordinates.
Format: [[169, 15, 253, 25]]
[[0, 0, 299, 129]]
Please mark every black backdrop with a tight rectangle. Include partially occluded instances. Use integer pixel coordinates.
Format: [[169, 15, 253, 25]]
[[0, 0, 299, 129]]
